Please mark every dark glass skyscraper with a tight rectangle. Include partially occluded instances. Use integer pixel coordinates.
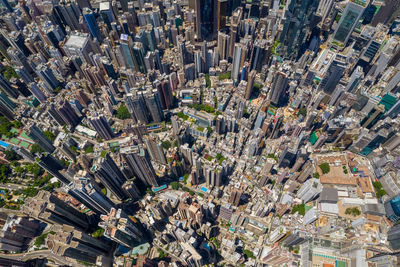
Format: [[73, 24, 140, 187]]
[[195, 0, 216, 41], [279, 0, 318, 59]]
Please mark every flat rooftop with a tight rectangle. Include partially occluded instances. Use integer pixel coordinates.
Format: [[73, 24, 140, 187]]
[[64, 34, 89, 49]]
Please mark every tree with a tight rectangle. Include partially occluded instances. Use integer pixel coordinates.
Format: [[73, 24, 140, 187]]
[[345, 207, 361, 216], [314, 172, 320, 179], [92, 228, 105, 238], [373, 181, 386, 198], [85, 146, 94, 154], [243, 249, 256, 259], [170, 181, 181, 190], [146, 188, 154, 196], [116, 104, 130, 120], [0, 164, 10, 183], [319, 163, 330, 174], [25, 163, 43, 177], [0, 116, 12, 136], [43, 130, 56, 142], [2, 66, 19, 81], [4, 150, 21, 161], [297, 108, 307, 117], [30, 144, 44, 155], [161, 141, 171, 150], [205, 73, 211, 88], [291, 204, 306, 216], [13, 121, 22, 128]]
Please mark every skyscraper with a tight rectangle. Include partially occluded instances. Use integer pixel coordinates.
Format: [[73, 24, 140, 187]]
[[143, 90, 164, 123], [231, 43, 247, 82], [99, 208, 144, 248], [68, 174, 115, 215], [47, 224, 111, 264], [332, 0, 367, 46], [229, 183, 244, 206], [122, 147, 158, 187], [319, 54, 347, 95], [57, 100, 80, 127], [269, 72, 288, 106], [22, 191, 90, 230], [125, 93, 149, 124], [143, 135, 167, 165], [245, 70, 256, 100], [27, 124, 55, 153], [279, 0, 318, 59], [0, 74, 18, 99], [194, 0, 216, 41], [83, 8, 103, 41], [217, 31, 230, 60], [93, 153, 128, 200], [88, 115, 114, 140]]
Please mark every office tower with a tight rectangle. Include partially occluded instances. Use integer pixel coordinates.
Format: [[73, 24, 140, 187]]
[[35, 64, 60, 91], [386, 101, 400, 119], [47, 225, 111, 264], [37, 154, 71, 184], [0, 94, 15, 120], [93, 154, 128, 200], [22, 191, 90, 230], [0, 213, 41, 253], [28, 83, 47, 103], [194, 0, 216, 41], [99, 2, 114, 29], [387, 224, 400, 250], [122, 147, 158, 187], [143, 90, 164, 123], [332, 1, 367, 45], [228, 7, 242, 58], [229, 184, 244, 206], [319, 54, 347, 95], [63, 33, 91, 63], [0, 91, 16, 111], [279, 0, 318, 58], [254, 111, 266, 131], [297, 178, 322, 203], [99, 208, 144, 248], [125, 93, 149, 124], [48, 104, 66, 126], [132, 42, 147, 73], [155, 79, 173, 110], [217, 0, 228, 30], [144, 136, 167, 165], [316, 0, 334, 23], [0, 74, 18, 99], [57, 100, 80, 127], [83, 8, 103, 41], [345, 66, 363, 93], [88, 115, 114, 140], [27, 124, 55, 153], [269, 72, 288, 106], [361, 104, 385, 129], [119, 34, 136, 70], [236, 101, 245, 119], [250, 39, 269, 72], [245, 70, 256, 100], [231, 43, 247, 82], [8, 32, 31, 57], [217, 31, 230, 60], [122, 180, 141, 200], [68, 175, 114, 215], [382, 133, 400, 151]]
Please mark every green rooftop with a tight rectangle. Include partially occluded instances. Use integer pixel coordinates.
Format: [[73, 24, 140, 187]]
[[309, 131, 318, 145]]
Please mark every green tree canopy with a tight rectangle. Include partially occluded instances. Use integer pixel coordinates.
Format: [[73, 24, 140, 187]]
[[116, 104, 130, 120]]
